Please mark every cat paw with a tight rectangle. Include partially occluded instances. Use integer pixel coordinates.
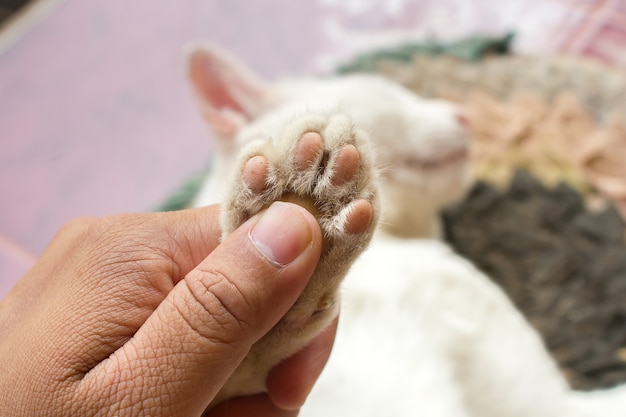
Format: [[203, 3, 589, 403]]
[[210, 113, 378, 407], [222, 113, 378, 325], [239, 136, 373, 237]]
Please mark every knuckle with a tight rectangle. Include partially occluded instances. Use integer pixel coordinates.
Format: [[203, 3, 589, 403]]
[[181, 266, 255, 346], [55, 216, 101, 241], [61, 216, 100, 231]]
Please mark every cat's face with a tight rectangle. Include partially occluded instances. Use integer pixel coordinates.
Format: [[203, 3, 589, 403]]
[[188, 44, 472, 215]]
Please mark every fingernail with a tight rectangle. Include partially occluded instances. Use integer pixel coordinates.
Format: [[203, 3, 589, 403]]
[[249, 202, 313, 266]]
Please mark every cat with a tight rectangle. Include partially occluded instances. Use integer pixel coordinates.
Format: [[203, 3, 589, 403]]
[[185, 43, 626, 416]]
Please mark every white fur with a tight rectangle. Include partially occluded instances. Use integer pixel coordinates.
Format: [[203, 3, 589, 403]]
[[187, 44, 626, 416], [302, 237, 576, 417]]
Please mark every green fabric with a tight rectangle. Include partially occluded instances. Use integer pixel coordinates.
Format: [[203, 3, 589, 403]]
[[154, 170, 207, 212], [336, 32, 514, 74]]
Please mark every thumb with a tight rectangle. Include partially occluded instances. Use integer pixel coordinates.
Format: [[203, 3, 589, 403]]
[[84, 202, 323, 417]]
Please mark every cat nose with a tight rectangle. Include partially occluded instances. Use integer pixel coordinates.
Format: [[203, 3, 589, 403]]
[[456, 112, 471, 129]]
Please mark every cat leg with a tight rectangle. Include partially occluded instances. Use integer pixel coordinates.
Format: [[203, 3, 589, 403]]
[[209, 112, 379, 408]]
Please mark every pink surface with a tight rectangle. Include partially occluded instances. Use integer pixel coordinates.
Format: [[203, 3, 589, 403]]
[[1, 0, 626, 299]]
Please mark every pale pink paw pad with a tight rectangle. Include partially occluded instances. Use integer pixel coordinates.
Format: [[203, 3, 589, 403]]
[[294, 132, 323, 171], [332, 144, 360, 186], [344, 199, 373, 235], [242, 155, 269, 194]]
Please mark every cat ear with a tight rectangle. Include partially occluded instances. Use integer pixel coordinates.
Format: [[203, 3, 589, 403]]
[[186, 43, 269, 137]]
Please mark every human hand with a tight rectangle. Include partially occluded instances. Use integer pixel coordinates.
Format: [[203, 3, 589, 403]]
[[0, 202, 334, 416]]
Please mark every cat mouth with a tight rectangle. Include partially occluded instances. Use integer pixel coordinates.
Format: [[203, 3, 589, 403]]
[[401, 148, 469, 171]]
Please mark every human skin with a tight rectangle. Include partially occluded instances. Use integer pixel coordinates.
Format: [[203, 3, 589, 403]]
[[0, 202, 335, 417]]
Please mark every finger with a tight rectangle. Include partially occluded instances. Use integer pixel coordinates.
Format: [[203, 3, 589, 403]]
[[80, 205, 225, 284], [207, 394, 298, 417], [80, 202, 323, 416], [114, 204, 222, 283], [137, 204, 224, 279], [267, 317, 338, 410]]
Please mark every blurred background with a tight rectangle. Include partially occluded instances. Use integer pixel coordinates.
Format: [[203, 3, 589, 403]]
[[0, 0, 625, 301]]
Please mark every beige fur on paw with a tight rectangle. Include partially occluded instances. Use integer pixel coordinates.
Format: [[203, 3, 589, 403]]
[[212, 112, 379, 407], [222, 113, 378, 241]]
